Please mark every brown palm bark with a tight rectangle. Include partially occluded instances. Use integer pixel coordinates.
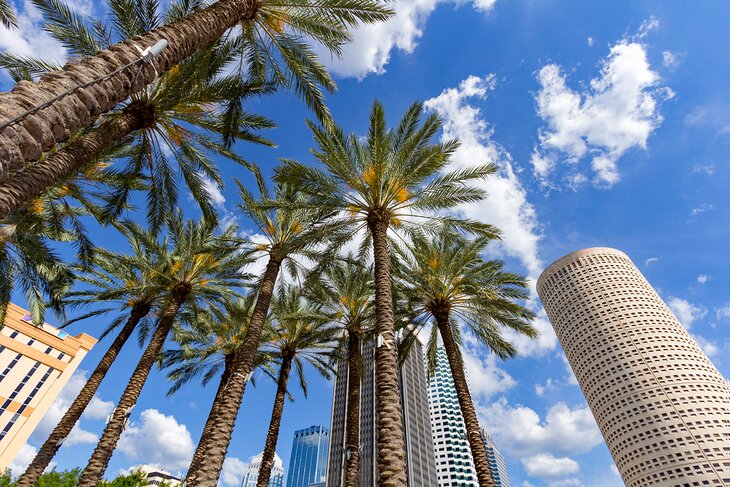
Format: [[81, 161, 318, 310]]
[[0, 104, 148, 220], [185, 255, 282, 486], [16, 301, 152, 487], [344, 329, 362, 487], [77, 284, 191, 487], [256, 355, 292, 487], [434, 308, 496, 487], [0, 0, 258, 177], [366, 212, 406, 487]]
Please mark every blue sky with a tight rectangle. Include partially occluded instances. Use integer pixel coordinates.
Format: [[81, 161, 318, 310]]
[[2, 0, 730, 486]]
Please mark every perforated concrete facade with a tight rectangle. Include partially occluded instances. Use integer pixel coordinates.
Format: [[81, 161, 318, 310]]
[[537, 248, 730, 487]]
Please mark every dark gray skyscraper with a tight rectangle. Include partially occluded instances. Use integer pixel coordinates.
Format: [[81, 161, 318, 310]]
[[287, 425, 330, 487], [326, 335, 438, 487]]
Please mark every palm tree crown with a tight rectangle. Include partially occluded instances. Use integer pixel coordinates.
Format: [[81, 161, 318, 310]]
[[277, 101, 500, 245], [399, 232, 537, 367]]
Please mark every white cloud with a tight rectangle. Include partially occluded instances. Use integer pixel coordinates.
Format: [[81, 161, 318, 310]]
[[535, 378, 558, 397], [697, 274, 709, 284], [479, 398, 603, 459], [522, 453, 579, 479], [691, 164, 715, 175], [324, 0, 497, 78], [424, 74, 543, 279], [532, 37, 667, 187], [219, 457, 248, 487], [200, 174, 226, 210], [662, 50, 681, 69], [9, 444, 39, 477], [715, 303, 730, 320], [587, 37, 594, 47], [117, 409, 195, 470], [690, 203, 713, 217], [28, 370, 108, 447], [644, 257, 659, 266], [84, 396, 115, 421], [637, 16, 660, 39], [692, 334, 719, 358], [461, 333, 516, 399], [0, 0, 67, 69], [424, 75, 558, 358], [667, 297, 707, 329]]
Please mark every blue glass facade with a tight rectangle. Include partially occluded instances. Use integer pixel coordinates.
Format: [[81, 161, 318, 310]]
[[287, 425, 329, 487]]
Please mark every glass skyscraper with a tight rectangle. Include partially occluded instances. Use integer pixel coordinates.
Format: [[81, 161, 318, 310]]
[[482, 430, 510, 487], [427, 344, 510, 487], [326, 334, 438, 487], [240, 452, 284, 487], [287, 425, 330, 487]]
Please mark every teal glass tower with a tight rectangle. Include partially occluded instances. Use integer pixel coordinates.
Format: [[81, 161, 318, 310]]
[[287, 425, 330, 487]]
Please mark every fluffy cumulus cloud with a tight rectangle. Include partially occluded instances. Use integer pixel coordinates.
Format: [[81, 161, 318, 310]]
[[666, 297, 707, 329], [219, 457, 248, 486], [424, 75, 543, 279], [692, 335, 720, 358], [716, 303, 730, 320], [0, 0, 67, 69], [522, 453, 579, 479], [697, 274, 709, 284], [479, 398, 603, 459], [117, 409, 195, 470], [28, 370, 113, 447], [461, 332, 516, 399], [323, 0, 496, 78], [531, 33, 670, 188], [424, 75, 560, 357]]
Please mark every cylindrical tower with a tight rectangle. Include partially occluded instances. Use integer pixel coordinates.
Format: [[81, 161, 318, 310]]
[[537, 247, 730, 487]]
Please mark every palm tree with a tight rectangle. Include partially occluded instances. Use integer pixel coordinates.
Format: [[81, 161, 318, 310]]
[[161, 297, 276, 455], [307, 256, 373, 486], [17, 227, 162, 487], [0, 0, 16, 28], [255, 285, 336, 487], [276, 100, 499, 485], [76, 215, 250, 487], [183, 165, 337, 485], [0, 0, 276, 223], [0, 179, 95, 325], [398, 232, 536, 487], [0, 0, 391, 185]]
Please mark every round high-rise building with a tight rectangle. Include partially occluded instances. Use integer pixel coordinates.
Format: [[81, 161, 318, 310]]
[[537, 247, 730, 487]]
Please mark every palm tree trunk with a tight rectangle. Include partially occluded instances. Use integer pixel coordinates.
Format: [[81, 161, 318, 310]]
[[0, 110, 143, 220], [367, 214, 406, 487], [434, 309, 496, 487], [16, 301, 151, 487], [185, 255, 282, 486], [77, 287, 189, 487], [344, 329, 362, 487], [256, 356, 292, 487], [0, 0, 258, 177]]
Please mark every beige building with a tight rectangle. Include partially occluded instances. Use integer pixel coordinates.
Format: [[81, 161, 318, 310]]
[[0, 303, 96, 470], [537, 247, 730, 487]]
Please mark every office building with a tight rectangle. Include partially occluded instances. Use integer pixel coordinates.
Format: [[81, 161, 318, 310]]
[[241, 451, 284, 487], [537, 247, 730, 487], [427, 345, 478, 486], [129, 465, 182, 486], [326, 334, 438, 486], [287, 425, 329, 487], [0, 303, 96, 470], [482, 430, 509, 487]]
